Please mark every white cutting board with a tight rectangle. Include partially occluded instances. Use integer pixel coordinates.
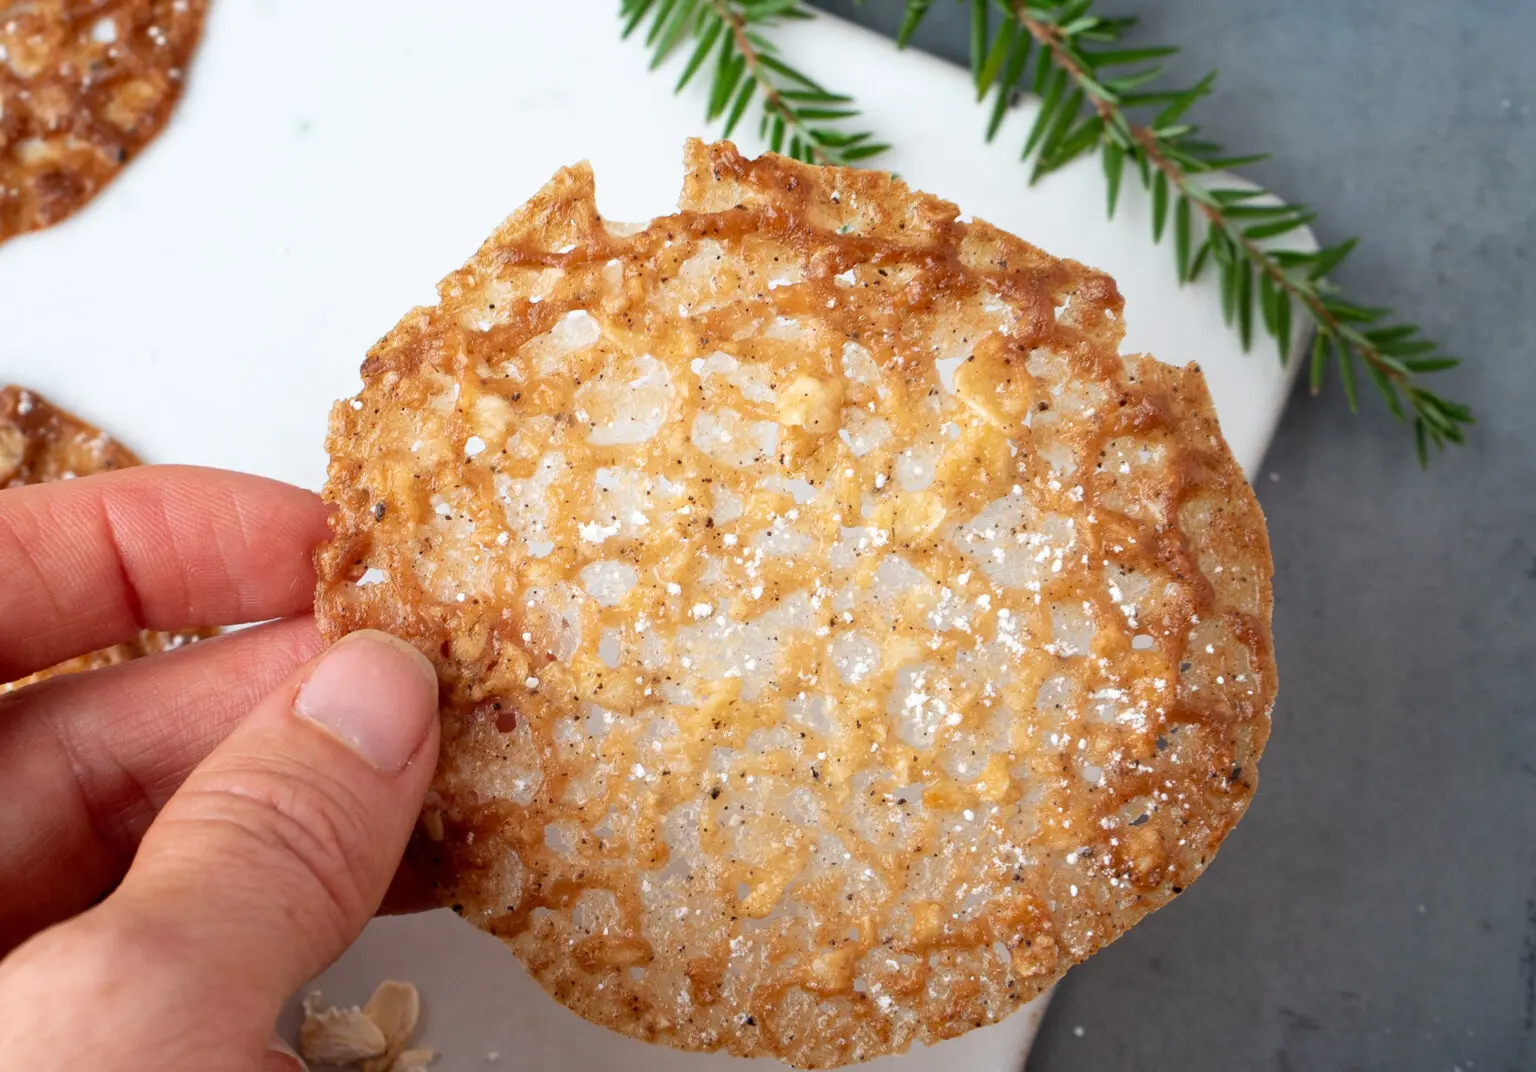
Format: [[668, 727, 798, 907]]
[[0, 3, 1309, 1069]]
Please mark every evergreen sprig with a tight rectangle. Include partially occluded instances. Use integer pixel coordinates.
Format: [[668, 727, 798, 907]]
[[904, 0, 1471, 464], [620, 0, 1473, 463], [620, 0, 889, 167]]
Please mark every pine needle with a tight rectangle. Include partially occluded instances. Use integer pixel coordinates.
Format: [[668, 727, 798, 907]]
[[622, 0, 887, 168]]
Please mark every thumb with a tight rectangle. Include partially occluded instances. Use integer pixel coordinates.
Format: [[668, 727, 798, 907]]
[[0, 629, 440, 1070]]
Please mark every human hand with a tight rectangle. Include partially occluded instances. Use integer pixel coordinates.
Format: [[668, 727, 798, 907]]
[[0, 466, 441, 1069]]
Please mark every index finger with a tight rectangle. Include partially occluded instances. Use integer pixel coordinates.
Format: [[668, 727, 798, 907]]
[[0, 465, 329, 681]]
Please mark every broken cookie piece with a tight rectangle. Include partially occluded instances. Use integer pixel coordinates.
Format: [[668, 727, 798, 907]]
[[299, 993, 386, 1066], [359, 980, 421, 1072], [298, 981, 431, 1072]]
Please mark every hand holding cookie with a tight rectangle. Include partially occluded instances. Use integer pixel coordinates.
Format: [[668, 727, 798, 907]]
[[0, 464, 439, 1071]]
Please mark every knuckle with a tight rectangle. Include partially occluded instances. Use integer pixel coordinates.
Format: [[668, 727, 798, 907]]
[[2, 906, 144, 992], [0, 904, 258, 1063], [172, 759, 378, 939]]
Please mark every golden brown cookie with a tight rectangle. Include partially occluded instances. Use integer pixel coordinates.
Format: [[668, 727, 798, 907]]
[[316, 141, 1276, 1067], [0, 0, 207, 244]]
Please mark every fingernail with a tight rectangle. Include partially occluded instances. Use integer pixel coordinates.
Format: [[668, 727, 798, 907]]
[[294, 630, 438, 773], [265, 1036, 309, 1071]]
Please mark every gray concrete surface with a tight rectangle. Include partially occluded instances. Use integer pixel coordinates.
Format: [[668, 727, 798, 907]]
[[809, 2, 1535, 1069]]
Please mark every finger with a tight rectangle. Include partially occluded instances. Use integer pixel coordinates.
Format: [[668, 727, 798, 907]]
[[0, 465, 329, 681], [266, 1038, 309, 1072], [0, 631, 440, 1069], [0, 617, 322, 953]]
